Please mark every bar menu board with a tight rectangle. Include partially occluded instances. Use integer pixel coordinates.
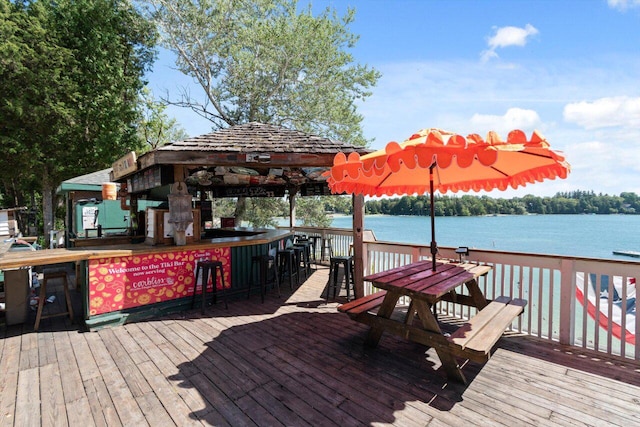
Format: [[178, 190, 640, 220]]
[[211, 185, 286, 198], [300, 182, 332, 196], [127, 165, 173, 193]]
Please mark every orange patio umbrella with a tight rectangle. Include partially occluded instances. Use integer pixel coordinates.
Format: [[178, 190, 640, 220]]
[[327, 128, 570, 270]]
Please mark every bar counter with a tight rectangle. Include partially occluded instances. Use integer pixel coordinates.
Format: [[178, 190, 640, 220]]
[[1, 228, 295, 330]]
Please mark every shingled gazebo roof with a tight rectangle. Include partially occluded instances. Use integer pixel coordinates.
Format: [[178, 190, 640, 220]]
[[116, 122, 371, 198], [138, 122, 371, 169]]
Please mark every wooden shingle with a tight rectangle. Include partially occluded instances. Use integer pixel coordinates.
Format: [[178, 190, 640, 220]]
[[139, 122, 371, 169]]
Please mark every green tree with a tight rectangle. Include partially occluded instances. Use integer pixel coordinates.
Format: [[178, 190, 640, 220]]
[[413, 199, 426, 216], [363, 192, 640, 218], [365, 199, 380, 214], [0, 0, 76, 228], [0, 0, 157, 242], [621, 192, 639, 213], [245, 197, 288, 227], [522, 194, 545, 214], [137, 88, 190, 150], [323, 195, 352, 215], [146, 0, 380, 225], [148, 0, 379, 145], [296, 197, 332, 227]]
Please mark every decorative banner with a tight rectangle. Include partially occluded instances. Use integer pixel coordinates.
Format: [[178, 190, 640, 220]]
[[88, 247, 231, 316]]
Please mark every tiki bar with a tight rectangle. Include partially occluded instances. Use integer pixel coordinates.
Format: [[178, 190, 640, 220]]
[[0, 122, 370, 330]]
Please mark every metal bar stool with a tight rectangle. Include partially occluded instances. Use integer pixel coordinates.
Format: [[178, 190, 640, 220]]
[[34, 269, 74, 331], [307, 235, 321, 267], [248, 253, 280, 302], [291, 245, 308, 282], [320, 237, 333, 263], [293, 240, 312, 277], [326, 255, 355, 303], [193, 260, 228, 313], [276, 248, 298, 289]]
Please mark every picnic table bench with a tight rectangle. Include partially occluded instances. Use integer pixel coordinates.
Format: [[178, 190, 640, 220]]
[[338, 261, 527, 384]]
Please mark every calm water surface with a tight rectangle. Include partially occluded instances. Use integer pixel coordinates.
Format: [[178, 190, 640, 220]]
[[330, 214, 640, 261]]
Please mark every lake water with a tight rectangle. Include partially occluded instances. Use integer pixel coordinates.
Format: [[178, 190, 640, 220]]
[[330, 214, 640, 262]]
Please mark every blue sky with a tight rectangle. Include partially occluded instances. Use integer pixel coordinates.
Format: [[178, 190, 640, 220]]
[[146, 0, 640, 197]]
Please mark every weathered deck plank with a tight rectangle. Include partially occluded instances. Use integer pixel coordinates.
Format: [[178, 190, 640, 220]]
[[2, 265, 640, 426], [39, 363, 67, 427], [14, 367, 39, 426], [83, 376, 121, 427]]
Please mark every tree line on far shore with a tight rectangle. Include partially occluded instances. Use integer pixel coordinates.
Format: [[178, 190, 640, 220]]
[[324, 191, 640, 217], [193, 190, 639, 231]]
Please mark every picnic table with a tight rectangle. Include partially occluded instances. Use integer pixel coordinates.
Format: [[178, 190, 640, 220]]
[[338, 260, 527, 384]]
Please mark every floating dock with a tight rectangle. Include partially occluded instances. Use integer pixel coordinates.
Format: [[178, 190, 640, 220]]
[[612, 250, 640, 258]]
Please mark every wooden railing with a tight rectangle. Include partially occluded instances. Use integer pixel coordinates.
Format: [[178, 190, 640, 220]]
[[280, 226, 375, 260], [290, 226, 639, 361]]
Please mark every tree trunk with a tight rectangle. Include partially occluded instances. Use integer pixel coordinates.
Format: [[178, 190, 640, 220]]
[[234, 197, 246, 225], [288, 189, 298, 228], [42, 168, 54, 249]]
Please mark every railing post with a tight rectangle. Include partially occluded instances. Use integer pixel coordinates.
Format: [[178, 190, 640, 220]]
[[411, 246, 421, 264], [363, 241, 370, 277], [559, 258, 576, 345]]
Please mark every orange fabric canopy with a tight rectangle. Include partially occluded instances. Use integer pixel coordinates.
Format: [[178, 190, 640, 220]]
[[327, 129, 570, 197]]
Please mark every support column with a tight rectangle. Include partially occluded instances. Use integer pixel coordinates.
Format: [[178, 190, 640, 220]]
[[289, 187, 298, 228], [353, 194, 365, 298]]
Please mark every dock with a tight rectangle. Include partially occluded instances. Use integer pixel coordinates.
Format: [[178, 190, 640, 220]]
[[612, 250, 640, 258], [2, 265, 640, 426]]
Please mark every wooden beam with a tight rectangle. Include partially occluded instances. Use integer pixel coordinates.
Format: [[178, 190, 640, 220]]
[[353, 194, 365, 298], [173, 165, 187, 183], [142, 151, 338, 168]]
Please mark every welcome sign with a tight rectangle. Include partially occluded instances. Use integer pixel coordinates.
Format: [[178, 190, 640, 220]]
[[88, 247, 231, 316]]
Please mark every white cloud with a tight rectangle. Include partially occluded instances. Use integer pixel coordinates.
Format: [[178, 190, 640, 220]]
[[563, 96, 640, 129], [481, 24, 539, 62], [608, 0, 640, 11], [470, 108, 542, 136], [488, 24, 539, 49], [480, 49, 499, 63], [560, 137, 640, 196]]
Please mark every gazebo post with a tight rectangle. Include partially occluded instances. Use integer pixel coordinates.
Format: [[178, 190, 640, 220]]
[[288, 187, 298, 229], [352, 194, 365, 298]]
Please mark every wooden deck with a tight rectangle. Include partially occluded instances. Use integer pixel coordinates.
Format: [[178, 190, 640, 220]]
[[2, 265, 640, 426]]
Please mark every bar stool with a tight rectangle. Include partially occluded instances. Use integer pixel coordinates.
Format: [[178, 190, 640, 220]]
[[248, 253, 280, 302], [326, 255, 355, 303], [290, 246, 305, 282], [34, 269, 74, 331], [320, 237, 333, 262], [308, 235, 321, 267], [192, 260, 228, 313], [276, 248, 298, 289], [293, 240, 312, 277]]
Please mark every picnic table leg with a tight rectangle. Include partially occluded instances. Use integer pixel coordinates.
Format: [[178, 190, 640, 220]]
[[364, 292, 400, 348], [413, 300, 467, 384], [465, 278, 488, 310], [404, 300, 416, 325]]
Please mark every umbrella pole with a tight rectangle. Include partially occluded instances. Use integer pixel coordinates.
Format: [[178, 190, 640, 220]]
[[430, 165, 437, 271]]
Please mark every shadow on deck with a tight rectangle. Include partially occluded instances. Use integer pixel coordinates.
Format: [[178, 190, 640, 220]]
[[2, 265, 639, 426]]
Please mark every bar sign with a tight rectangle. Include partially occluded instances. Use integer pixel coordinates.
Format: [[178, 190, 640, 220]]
[[112, 151, 138, 180]]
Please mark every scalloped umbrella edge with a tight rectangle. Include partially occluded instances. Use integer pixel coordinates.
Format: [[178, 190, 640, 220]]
[[325, 129, 570, 271]]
